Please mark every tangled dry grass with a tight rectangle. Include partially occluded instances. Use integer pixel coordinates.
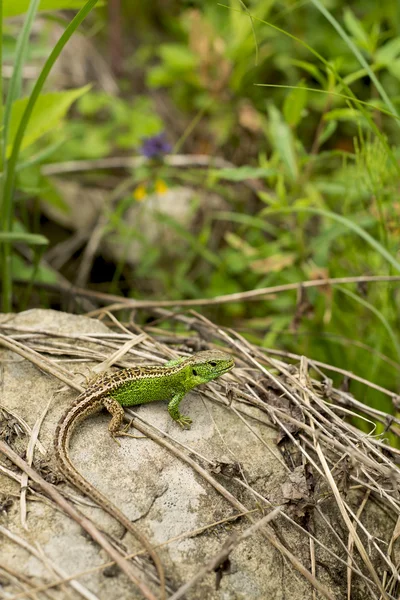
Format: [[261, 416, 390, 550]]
[[0, 308, 399, 599]]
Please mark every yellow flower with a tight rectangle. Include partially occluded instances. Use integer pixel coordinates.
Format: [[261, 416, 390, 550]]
[[133, 184, 147, 201], [155, 179, 168, 195]]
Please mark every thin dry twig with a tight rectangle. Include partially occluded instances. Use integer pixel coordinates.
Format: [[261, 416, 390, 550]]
[[41, 154, 233, 176], [13, 275, 400, 313], [20, 398, 52, 529]]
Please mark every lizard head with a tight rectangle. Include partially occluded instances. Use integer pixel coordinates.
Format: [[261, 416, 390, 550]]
[[187, 349, 234, 385]]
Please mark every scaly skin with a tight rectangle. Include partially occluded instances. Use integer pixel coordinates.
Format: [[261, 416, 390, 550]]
[[55, 349, 234, 600]]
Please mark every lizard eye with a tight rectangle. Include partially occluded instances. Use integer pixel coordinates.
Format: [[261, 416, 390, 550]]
[[209, 361, 217, 367], [192, 368, 198, 376]]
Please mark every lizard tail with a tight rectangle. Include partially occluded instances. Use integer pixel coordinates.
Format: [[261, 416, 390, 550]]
[[55, 395, 166, 600]]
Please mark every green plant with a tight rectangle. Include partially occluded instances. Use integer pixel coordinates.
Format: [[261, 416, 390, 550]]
[[2, 0, 400, 431], [0, 0, 99, 311]]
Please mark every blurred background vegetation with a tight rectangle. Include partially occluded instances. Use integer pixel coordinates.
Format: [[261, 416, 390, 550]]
[[1, 0, 400, 424]]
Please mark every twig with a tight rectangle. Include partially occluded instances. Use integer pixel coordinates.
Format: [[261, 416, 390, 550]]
[[20, 398, 52, 529], [41, 154, 233, 175], [12, 275, 400, 312]]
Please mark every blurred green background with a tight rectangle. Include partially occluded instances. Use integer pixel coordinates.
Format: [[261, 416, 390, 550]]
[[1, 0, 400, 424]]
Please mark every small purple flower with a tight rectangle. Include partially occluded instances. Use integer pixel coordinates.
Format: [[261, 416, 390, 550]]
[[140, 132, 172, 158]]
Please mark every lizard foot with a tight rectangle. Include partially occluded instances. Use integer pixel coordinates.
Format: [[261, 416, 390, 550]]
[[115, 431, 146, 439], [176, 415, 192, 429], [112, 419, 146, 439], [110, 433, 122, 446]]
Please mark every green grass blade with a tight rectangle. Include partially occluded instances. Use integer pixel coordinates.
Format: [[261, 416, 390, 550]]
[[3, 0, 98, 229], [0, 232, 48, 245], [1, 0, 98, 311], [16, 139, 66, 172], [261, 206, 400, 272], [0, 0, 3, 166], [213, 210, 276, 235], [337, 286, 400, 361], [2, 0, 40, 181], [309, 0, 399, 123], [254, 84, 400, 122], [219, 3, 400, 177], [261, 206, 400, 273], [217, 206, 400, 274], [0, 0, 39, 309]]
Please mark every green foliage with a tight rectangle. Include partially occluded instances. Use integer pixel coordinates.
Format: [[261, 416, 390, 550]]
[[5, 0, 91, 18], [2, 0, 400, 431], [209, 166, 276, 182], [8, 86, 90, 156], [283, 84, 308, 127], [45, 92, 164, 160], [0, 0, 98, 310]]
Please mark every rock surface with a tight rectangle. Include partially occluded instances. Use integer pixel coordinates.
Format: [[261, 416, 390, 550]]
[[0, 309, 396, 599]]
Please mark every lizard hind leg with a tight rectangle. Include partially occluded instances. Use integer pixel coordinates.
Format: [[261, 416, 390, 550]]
[[102, 397, 144, 440], [102, 396, 126, 437]]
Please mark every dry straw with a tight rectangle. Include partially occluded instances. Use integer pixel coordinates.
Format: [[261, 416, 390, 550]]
[[0, 308, 399, 599]]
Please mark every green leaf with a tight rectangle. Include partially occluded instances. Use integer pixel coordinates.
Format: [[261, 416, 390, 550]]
[[77, 90, 111, 115], [40, 176, 70, 212], [7, 85, 90, 157], [323, 108, 364, 122], [11, 254, 58, 283], [267, 104, 298, 180], [387, 60, 400, 81], [210, 166, 276, 182], [0, 231, 48, 245], [343, 8, 369, 48], [318, 121, 337, 146], [4, 0, 91, 18], [283, 84, 308, 127], [3, 0, 40, 169], [290, 60, 326, 88], [159, 44, 198, 72], [375, 37, 400, 65]]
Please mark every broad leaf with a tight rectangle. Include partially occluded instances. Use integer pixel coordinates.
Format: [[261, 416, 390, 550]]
[[5, 0, 89, 18], [343, 8, 369, 48], [283, 84, 308, 127], [8, 85, 90, 157], [267, 104, 298, 181]]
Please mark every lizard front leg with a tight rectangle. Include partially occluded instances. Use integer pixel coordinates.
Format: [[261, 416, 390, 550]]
[[168, 392, 192, 428]]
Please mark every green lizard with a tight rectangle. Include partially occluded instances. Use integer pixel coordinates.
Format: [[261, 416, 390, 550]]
[[55, 349, 234, 600]]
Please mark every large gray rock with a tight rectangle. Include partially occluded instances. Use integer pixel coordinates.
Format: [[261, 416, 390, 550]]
[[0, 310, 397, 599]]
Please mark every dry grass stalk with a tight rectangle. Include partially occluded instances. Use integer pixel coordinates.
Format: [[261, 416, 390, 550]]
[[0, 309, 399, 599]]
